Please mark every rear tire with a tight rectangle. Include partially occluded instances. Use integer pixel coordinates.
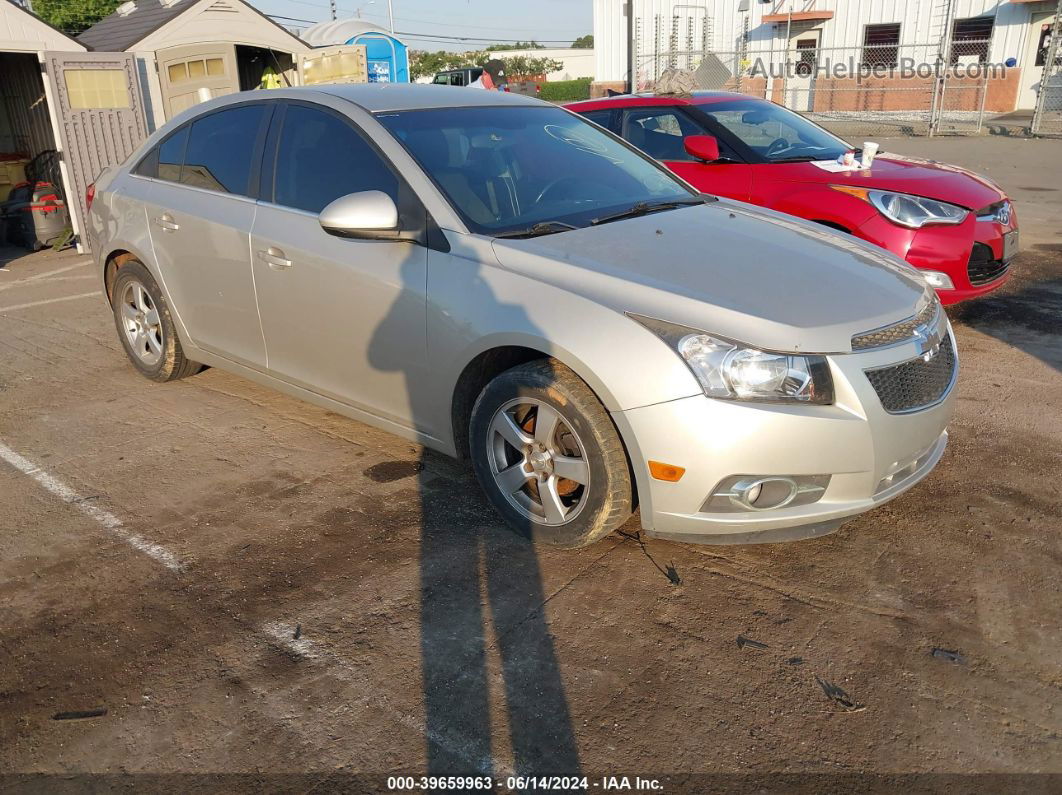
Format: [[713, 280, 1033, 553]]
[[469, 358, 633, 548], [111, 260, 200, 383]]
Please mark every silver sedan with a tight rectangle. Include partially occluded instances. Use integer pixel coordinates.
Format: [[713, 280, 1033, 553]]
[[87, 84, 956, 547]]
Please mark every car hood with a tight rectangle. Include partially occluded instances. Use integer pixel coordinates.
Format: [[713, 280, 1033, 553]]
[[490, 200, 931, 354], [774, 154, 1004, 210]]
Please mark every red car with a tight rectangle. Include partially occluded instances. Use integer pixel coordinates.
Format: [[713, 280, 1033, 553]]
[[568, 93, 1017, 304]]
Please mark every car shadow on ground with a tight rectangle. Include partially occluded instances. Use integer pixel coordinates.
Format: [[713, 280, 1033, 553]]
[[949, 248, 1062, 373], [368, 255, 583, 777]]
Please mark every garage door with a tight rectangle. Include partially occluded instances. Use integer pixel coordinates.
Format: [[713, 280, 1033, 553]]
[[42, 51, 148, 252]]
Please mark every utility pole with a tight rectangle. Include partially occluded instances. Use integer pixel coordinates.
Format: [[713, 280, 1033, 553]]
[[387, 0, 394, 33], [626, 0, 634, 93]]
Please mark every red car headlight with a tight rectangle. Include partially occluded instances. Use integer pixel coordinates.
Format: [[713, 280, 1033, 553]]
[[831, 186, 968, 229]]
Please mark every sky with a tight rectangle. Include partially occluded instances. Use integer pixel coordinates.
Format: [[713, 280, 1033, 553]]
[[251, 0, 593, 51]]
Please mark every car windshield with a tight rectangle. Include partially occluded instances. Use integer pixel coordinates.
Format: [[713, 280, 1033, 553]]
[[376, 106, 695, 235], [696, 100, 850, 162]]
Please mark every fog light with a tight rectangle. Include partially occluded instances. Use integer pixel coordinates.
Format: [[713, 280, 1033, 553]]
[[921, 270, 954, 290], [744, 482, 763, 505], [702, 474, 831, 513]]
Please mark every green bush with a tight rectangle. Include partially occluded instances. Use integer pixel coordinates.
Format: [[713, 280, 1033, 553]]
[[539, 78, 593, 103]]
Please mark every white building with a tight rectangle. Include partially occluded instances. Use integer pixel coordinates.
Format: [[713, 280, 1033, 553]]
[[593, 0, 1058, 110], [485, 47, 596, 81]]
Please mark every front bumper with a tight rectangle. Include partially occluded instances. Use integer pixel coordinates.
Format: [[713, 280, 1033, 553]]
[[612, 329, 956, 544], [856, 208, 1017, 305]]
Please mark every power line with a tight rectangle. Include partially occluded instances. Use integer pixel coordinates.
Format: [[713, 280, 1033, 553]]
[[357, 8, 587, 34], [269, 13, 319, 24], [393, 30, 577, 43], [268, 15, 580, 45], [262, 1, 586, 37]]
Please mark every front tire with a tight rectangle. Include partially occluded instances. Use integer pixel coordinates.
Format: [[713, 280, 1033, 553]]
[[469, 359, 633, 548], [111, 260, 200, 383]]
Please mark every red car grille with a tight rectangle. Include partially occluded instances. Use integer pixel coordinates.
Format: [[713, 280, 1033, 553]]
[[967, 242, 1009, 286]]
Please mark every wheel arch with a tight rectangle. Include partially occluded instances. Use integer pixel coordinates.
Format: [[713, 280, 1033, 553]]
[[448, 338, 626, 461], [450, 341, 641, 514], [102, 249, 138, 305]]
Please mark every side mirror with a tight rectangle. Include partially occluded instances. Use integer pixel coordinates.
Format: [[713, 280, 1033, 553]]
[[684, 135, 721, 163], [319, 191, 400, 240]]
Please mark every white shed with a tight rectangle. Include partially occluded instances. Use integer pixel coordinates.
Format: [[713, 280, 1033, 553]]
[[78, 0, 316, 129], [2, 0, 147, 253]]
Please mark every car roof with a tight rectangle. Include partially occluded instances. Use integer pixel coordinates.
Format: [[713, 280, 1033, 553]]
[[567, 91, 765, 110], [306, 82, 542, 112]]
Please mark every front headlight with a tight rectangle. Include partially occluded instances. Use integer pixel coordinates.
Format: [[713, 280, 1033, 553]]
[[629, 314, 834, 404], [831, 186, 968, 229]]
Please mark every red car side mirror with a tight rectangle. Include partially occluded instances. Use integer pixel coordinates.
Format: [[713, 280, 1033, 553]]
[[685, 135, 720, 163]]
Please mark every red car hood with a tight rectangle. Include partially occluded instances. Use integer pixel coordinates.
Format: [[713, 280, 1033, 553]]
[[775, 154, 1005, 211]]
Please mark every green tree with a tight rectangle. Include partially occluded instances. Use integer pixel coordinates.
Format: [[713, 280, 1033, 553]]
[[484, 41, 545, 52], [476, 53, 563, 79], [409, 50, 478, 81], [34, 0, 122, 35], [411, 49, 563, 82], [571, 34, 594, 49]]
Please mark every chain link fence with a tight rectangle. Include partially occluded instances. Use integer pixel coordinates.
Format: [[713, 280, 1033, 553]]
[[1031, 5, 1062, 137], [633, 39, 1001, 137]]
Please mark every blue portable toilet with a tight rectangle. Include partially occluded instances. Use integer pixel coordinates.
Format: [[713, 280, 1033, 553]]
[[300, 19, 410, 84], [347, 32, 409, 83]]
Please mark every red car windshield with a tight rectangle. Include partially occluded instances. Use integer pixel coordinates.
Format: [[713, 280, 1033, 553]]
[[694, 100, 851, 163]]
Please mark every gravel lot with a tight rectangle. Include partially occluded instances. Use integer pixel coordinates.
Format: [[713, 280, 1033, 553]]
[[1, 136, 1060, 792]]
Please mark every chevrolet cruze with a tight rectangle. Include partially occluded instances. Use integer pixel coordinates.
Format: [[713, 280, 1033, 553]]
[[87, 85, 957, 548]]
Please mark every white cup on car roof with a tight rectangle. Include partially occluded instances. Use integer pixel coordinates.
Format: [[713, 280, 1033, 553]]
[[862, 141, 879, 168]]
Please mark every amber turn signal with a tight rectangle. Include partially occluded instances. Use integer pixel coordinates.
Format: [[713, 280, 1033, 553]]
[[648, 460, 685, 482], [829, 185, 871, 202]]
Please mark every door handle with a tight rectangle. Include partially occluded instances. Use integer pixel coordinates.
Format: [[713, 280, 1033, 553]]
[[154, 213, 179, 232], [256, 247, 292, 270]]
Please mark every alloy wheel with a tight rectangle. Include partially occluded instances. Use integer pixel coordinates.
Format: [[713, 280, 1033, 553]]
[[486, 398, 591, 526], [120, 280, 163, 366]]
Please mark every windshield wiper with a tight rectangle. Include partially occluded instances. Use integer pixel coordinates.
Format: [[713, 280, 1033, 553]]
[[590, 197, 708, 226], [493, 221, 579, 239], [770, 155, 821, 163]]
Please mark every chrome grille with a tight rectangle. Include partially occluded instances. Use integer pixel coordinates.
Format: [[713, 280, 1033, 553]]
[[865, 336, 957, 414], [851, 300, 939, 351]]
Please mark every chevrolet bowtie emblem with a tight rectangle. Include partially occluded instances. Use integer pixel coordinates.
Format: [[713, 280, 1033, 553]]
[[913, 322, 942, 359]]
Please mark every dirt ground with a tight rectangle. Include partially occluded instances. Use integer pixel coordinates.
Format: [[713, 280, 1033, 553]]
[[0, 135, 1060, 793]]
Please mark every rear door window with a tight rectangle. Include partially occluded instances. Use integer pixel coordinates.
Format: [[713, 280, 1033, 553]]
[[180, 104, 266, 195]]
